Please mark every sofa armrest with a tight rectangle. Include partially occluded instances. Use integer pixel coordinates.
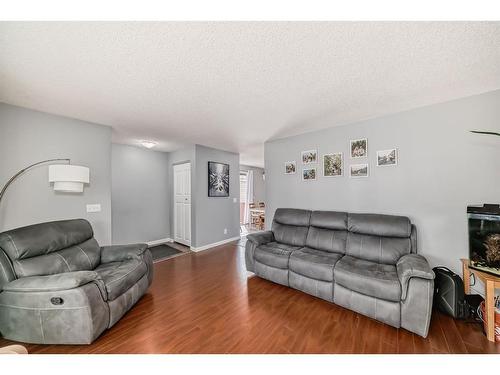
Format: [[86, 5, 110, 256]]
[[100, 243, 148, 263], [2, 271, 101, 293], [397, 254, 435, 300], [246, 231, 274, 246]]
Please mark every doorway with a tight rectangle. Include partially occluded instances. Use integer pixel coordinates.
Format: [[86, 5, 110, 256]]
[[239, 171, 248, 226]]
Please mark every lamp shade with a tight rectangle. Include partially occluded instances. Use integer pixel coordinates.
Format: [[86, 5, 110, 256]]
[[48, 165, 89, 193]]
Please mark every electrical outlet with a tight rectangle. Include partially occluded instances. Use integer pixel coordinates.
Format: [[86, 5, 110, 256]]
[[224, 228, 228, 235], [86, 204, 101, 213]]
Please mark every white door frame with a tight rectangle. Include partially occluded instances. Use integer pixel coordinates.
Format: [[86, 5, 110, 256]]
[[173, 162, 191, 246]]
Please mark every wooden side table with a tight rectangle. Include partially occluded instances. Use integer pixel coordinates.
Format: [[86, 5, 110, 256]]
[[461, 259, 500, 342]]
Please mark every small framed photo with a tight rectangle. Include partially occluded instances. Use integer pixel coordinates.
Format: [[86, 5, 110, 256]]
[[302, 168, 317, 181], [301, 150, 318, 164], [349, 164, 369, 178], [377, 148, 398, 167], [323, 153, 343, 177], [285, 161, 296, 174], [350, 138, 368, 158]]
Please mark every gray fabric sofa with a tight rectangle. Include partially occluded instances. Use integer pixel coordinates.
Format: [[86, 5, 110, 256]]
[[245, 208, 435, 337], [0, 219, 153, 344]]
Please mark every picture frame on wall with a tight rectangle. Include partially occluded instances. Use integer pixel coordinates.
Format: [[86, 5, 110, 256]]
[[377, 148, 398, 167], [285, 161, 297, 174], [208, 161, 230, 197], [301, 150, 318, 164], [323, 153, 343, 177], [349, 163, 369, 178], [302, 167, 317, 181], [350, 138, 368, 158]]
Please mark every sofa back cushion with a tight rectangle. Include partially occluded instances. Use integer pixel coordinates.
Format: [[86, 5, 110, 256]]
[[0, 249, 16, 290], [346, 213, 412, 264], [305, 211, 348, 253], [0, 219, 101, 278], [272, 208, 311, 247]]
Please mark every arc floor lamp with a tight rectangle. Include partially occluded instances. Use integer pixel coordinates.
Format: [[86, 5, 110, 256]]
[[0, 159, 90, 208]]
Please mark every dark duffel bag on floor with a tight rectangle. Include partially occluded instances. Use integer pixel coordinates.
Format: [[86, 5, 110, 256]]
[[433, 266, 468, 319]]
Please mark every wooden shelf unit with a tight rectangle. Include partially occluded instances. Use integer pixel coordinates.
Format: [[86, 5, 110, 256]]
[[461, 258, 500, 342]]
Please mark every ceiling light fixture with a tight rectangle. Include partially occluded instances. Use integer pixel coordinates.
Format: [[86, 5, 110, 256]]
[[141, 140, 157, 149]]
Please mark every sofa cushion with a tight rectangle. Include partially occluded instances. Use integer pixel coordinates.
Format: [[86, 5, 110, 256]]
[[0, 219, 94, 261], [95, 258, 147, 301], [14, 238, 101, 278], [346, 233, 411, 265], [271, 208, 311, 247], [310, 211, 348, 230], [0, 219, 100, 278], [334, 256, 401, 302], [305, 227, 347, 254], [273, 208, 311, 227], [254, 242, 300, 269], [289, 248, 342, 281], [348, 213, 411, 238]]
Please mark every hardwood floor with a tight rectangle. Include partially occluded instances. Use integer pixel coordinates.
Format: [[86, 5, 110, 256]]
[[1, 239, 498, 354]]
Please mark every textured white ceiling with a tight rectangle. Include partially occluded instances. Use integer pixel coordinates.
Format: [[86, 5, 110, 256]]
[[1, 22, 500, 167]]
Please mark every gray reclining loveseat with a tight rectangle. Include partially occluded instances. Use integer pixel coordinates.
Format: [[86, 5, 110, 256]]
[[0, 219, 153, 344], [245, 208, 434, 337]]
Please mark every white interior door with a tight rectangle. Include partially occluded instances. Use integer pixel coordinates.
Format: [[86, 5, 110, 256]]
[[174, 162, 191, 246]]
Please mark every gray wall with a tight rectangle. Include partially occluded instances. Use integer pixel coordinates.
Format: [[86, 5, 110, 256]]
[[111, 144, 169, 244], [194, 144, 240, 248], [0, 103, 112, 244], [240, 164, 266, 204], [265, 89, 500, 274]]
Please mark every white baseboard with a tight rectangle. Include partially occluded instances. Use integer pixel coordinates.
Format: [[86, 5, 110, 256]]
[[190, 236, 241, 252], [146, 237, 173, 247]]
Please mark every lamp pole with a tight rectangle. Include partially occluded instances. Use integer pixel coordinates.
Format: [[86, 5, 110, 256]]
[[0, 158, 70, 208]]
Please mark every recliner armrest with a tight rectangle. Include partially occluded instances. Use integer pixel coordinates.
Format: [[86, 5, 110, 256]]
[[2, 271, 101, 293], [246, 231, 274, 246], [100, 243, 148, 263], [397, 254, 434, 300]]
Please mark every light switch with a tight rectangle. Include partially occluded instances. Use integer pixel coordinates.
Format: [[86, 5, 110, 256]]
[[233, 197, 237, 203], [86, 204, 101, 213]]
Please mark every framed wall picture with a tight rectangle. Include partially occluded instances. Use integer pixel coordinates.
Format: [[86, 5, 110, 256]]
[[377, 148, 398, 167], [350, 138, 368, 158], [301, 150, 318, 164], [302, 168, 317, 181], [349, 164, 369, 178], [323, 153, 343, 177], [208, 161, 229, 197], [285, 161, 297, 174]]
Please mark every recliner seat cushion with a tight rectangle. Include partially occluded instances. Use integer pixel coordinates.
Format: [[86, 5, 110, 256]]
[[254, 242, 300, 269], [95, 258, 147, 301], [334, 256, 401, 302], [289, 248, 342, 282]]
